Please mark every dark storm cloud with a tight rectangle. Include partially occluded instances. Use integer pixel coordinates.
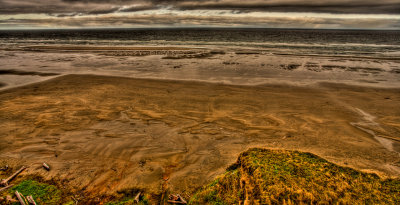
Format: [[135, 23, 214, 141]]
[[176, 1, 400, 14], [0, 0, 399, 15], [87, 7, 120, 14], [47, 13, 79, 17], [0, 0, 153, 15]]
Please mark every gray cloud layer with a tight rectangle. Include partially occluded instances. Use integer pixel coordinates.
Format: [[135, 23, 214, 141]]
[[0, 0, 399, 29], [177, 1, 400, 14], [0, 0, 153, 15], [1, 0, 399, 15], [2, 13, 399, 29]]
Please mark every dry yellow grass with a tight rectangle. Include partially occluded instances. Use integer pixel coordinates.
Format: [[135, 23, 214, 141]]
[[190, 148, 400, 204]]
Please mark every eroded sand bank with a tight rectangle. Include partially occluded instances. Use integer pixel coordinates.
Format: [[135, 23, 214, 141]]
[[0, 74, 399, 197]]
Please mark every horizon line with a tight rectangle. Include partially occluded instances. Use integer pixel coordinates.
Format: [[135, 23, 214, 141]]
[[1, 26, 399, 31]]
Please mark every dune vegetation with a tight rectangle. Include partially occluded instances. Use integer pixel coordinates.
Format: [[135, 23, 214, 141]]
[[2, 148, 399, 204], [190, 148, 400, 204]]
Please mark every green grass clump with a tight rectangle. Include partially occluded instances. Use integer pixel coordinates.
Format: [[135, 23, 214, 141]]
[[105, 190, 149, 205], [190, 148, 400, 204], [10, 179, 62, 204], [106, 197, 149, 205]]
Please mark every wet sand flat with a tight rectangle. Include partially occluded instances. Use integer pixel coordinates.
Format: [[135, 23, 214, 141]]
[[1, 44, 400, 91], [0, 74, 399, 196]]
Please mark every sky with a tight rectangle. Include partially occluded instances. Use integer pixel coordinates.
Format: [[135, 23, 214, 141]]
[[0, 0, 399, 29]]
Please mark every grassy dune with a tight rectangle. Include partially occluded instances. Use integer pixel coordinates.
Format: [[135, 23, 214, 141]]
[[2, 148, 399, 204], [8, 179, 63, 204], [190, 148, 400, 204]]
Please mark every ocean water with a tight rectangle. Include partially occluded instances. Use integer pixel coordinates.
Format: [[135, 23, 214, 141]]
[[1, 28, 400, 58], [1, 28, 400, 90]]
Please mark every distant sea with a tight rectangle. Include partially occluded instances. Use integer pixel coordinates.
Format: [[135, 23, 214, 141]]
[[1, 28, 399, 57]]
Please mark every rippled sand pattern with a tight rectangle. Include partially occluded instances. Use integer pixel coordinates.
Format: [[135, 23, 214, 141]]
[[0, 75, 399, 195]]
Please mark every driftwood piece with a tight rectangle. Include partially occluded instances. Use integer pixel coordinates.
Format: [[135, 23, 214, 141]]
[[0, 184, 13, 193], [42, 163, 50, 171], [15, 191, 27, 205], [1, 166, 26, 187], [26, 195, 37, 205], [0, 165, 8, 171], [71, 196, 78, 205], [6, 195, 19, 203], [177, 194, 187, 204], [169, 194, 179, 201], [168, 194, 187, 204], [134, 192, 141, 203]]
